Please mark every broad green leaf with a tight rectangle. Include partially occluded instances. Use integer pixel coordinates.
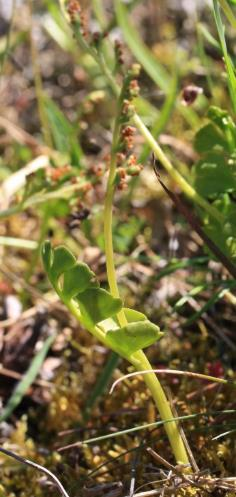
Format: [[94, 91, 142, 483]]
[[50, 245, 76, 283], [194, 123, 228, 153], [204, 196, 236, 261], [106, 321, 163, 357], [77, 288, 122, 325], [193, 152, 236, 197], [208, 106, 236, 149], [123, 308, 146, 322], [63, 263, 95, 299]]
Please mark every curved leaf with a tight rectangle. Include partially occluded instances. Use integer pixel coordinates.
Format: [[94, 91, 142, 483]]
[[50, 245, 76, 283], [62, 263, 95, 299], [77, 288, 122, 325], [106, 321, 163, 357], [123, 308, 146, 322]]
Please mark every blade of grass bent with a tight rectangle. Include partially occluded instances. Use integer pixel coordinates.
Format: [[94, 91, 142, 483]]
[[0, 334, 55, 421], [218, 0, 236, 29], [58, 410, 236, 450], [212, 0, 236, 112]]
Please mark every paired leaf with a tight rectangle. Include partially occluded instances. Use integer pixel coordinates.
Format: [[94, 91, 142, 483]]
[[106, 321, 163, 357], [191, 105, 236, 264], [193, 152, 236, 197], [42, 243, 163, 357], [194, 123, 228, 154], [204, 196, 236, 261], [50, 245, 77, 283], [42, 242, 122, 324], [63, 263, 95, 299], [77, 288, 122, 325]]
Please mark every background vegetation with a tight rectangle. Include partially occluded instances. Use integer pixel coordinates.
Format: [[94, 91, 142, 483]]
[[0, 1, 236, 495]]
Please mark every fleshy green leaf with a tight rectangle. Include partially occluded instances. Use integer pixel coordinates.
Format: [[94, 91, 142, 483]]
[[194, 123, 228, 153], [63, 263, 95, 299], [204, 196, 236, 261], [77, 288, 122, 325], [50, 245, 76, 283], [123, 308, 146, 322], [193, 152, 236, 197], [106, 321, 163, 357]]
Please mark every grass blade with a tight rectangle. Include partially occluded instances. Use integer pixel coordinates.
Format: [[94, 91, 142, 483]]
[[0, 334, 55, 422], [212, 0, 236, 112]]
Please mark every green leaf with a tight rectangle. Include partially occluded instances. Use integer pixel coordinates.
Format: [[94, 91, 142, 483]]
[[50, 245, 76, 283], [123, 308, 146, 322], [63, 263, 95, 299], [106, 321, 163, 357], [193, 152, 236, 197], [77, 288, 122, 325], [204, 196, 236, 261], [194, 123, 228, 153]]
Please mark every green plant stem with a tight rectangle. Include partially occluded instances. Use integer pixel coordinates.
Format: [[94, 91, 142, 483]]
[[104, 119, 127, 327], [130, 350, 190, 465], [103, 83, 190, 467], [74, 28, 223, 225], [73, 21, 191, 467], [218, 0, 236, 29], [25, 206, 50, 283], [0, 0, 16, 76], [0, 237, 38, 250], [132, 113, 223, 224], [28, 0, 52, 147]]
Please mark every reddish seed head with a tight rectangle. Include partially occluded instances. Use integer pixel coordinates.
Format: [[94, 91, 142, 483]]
[[122, 126, 135, 137], [67, 0, 81, 22], [117, 167, 126, 179], [47, 165, 72, 182]]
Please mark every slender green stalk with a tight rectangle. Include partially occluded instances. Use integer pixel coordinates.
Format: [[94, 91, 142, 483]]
[[131, 350, 190, 465], [0, 237, 38, 250], [74, 27, 223, 225], [25, 206, 50, 283], [104, 114, 127, 327], [0, 0, 16, 76], [72, 15, 192, 466], [218, 0, 236, 29], [132, 113, 223, 224], [28, 0, 52, 147], [103, 88, 190, 466]]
